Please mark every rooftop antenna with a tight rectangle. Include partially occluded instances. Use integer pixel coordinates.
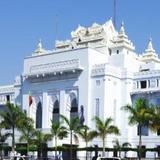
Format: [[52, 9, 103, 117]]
[[113, 0, 117, 29], [55, 15, 58, 49]]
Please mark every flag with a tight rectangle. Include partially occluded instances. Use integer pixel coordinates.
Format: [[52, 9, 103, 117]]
[[29, 91, 33, 107]]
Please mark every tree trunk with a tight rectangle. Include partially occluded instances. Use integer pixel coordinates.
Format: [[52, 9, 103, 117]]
[[26, 142, 29, 156], [0, 146, 2, 160], [119, 148, 122, 158], [12, 126, 15, 154], [55, 136, 58, 158], [70, 131, 73, 160], [102, 137, 105, 157], [86, 141, 88, 160], [139, 125, 142, 160]]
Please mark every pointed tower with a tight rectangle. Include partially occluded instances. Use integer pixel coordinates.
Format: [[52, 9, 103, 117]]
[[112, 22, 135, 51], [141, 38, 159, 63], [33, 39, 46, 55]]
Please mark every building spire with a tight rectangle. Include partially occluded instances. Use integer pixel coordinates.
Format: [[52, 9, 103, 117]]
[[118, 22, 128, 39], [146, 37, 155, 52], [119, 22, 125, 35], [141, 37, 159, 62], [38, 39, 42, 48], [33, 39, 45, 55]]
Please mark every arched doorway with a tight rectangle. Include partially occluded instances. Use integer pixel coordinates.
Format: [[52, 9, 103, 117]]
[[70, 93, 78, 121], [52, 99, 60, 124], [36, 101, 42, 128]]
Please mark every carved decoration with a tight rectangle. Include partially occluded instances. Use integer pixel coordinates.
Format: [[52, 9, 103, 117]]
[[29, 59, 81, 76]]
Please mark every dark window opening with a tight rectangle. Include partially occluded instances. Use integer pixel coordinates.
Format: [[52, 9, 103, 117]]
[[71, 107, 78, 112], [117, 50, 119, 54], [70, 97, 78, 120], [52, 100, 60, 124], [140, 81, 147, 89], [148, 80, 150, 88], [6, 95, 10, 102], [53, 108, 59, 113], [157, 129, 160, 136], [108, 48, 112, 56], [157, 146, 160, 157], [36, 102, 42, 129], [137, 123, 148, 136]]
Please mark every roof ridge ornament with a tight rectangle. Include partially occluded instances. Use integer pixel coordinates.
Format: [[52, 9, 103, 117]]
[[119, 21, 127, 38], [145, 37, 155, 53], [33, 39, 45, 55], [38, 39, 42, 49], [141, 38, 160, 63]]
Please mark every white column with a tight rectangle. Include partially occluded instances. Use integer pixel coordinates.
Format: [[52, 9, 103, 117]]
[[59, 90, 66, 116], [138, 81, 141, 89], [147, 80, 149, 88], [42, 91, 48, 129]]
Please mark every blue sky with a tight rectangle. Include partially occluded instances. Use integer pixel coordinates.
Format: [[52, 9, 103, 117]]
[[0, 0, 160, 85]]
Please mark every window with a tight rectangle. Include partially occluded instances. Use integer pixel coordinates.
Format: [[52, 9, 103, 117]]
[[157, 129, 160, 136], [96, 80, 100, 86], [108, 48, 112, 55], [36, 102, 42, 129], [148, 80, 150, 88], [140, 81, 147, 89], [52, 99, 60, 124], [157, 79, 159, 87], [137, 123, 148, 136], [6, 95, 10, 102], [157, 146, 160, 157], [116, 50, 119, 54], [70, 93, 78, 121], [95, 98, 100, 117], [137, 81, 139, 89]]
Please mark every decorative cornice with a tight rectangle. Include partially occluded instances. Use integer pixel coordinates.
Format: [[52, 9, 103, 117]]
[[0, 85, 14, 94], [134, 70, 160, 79], [91, 63, 121, 78], [25, 59, 83, 77], [131, 87, 160, 95]]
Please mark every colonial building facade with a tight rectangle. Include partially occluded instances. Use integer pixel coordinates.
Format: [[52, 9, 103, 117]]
[[1, 19, 160, 157]]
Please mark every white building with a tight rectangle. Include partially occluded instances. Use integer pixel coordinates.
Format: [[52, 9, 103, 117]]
[[1, 19, 160, 157]]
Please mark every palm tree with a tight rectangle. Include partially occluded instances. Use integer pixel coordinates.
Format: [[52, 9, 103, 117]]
[[18, 116, 36, 156], [112, 139, 121, 157], [112, 139, 131, 158], [122, 142, 131, 158], [0, 123, 11, 160], [78, 125, 97, 160], [33, 130, 52, 159], [60, 115, 82, 160], [93, 116, 120, 157], [50, 120, 68, 158], [0, 103, 25, 153], [122, 98, 150, 160]]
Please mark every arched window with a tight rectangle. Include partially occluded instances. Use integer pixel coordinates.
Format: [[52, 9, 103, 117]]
[[52, 99, 60, 124], [70, 93, 78, 121], [36, 101, 42, 128]]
